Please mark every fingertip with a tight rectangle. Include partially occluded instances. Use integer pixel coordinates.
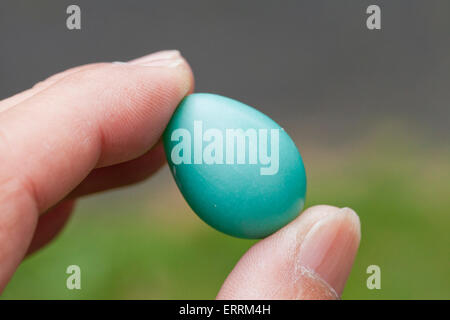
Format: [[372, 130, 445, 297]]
[[294, 206, 361, 295], [115, 49, 195, 96], [217, 205, 361, 299]]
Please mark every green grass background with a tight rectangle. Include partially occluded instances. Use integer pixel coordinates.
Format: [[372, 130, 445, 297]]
[[2, 125, 449, 299]]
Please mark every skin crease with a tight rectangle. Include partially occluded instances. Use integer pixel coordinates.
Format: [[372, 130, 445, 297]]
[[0, 50, 361, 298]]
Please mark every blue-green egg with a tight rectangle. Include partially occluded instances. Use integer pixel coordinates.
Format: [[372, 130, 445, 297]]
[[163, 93, 306, 239]]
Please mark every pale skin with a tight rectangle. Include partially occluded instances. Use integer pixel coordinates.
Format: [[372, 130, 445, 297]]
[[0, 50, 361, 299]]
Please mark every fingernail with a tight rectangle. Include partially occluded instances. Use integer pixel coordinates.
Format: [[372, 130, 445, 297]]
[[129, 50, 181, 65], [112, 58, 184, 68], [297, 207, 361, 296], [138, 58, 185, 68]]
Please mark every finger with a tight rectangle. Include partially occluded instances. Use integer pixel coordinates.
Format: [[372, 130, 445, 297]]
[[0, 50, 182, 113], [0, 52, 192, 212], [68, 140, 166, 198], [0, 51, 193, 291], [25, 142, 165, 254], [0, 63, 104, 113], [26, 200, 76, 256], [26, 140, 164, 256], [27, 140, 165, 256], [25, 140, 164, 257], [216, 205, 361, 300]]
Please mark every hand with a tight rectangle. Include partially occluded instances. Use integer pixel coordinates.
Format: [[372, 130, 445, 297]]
[[0, 50, 360, 299]]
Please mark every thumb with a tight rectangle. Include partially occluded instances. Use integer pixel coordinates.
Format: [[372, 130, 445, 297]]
[[216, 205, 361, 299]]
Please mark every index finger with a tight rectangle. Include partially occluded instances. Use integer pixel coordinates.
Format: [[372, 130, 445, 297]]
[[0, 51, 193, 291]]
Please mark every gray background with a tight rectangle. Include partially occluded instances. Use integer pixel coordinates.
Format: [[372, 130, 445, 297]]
[[1, 0, 449, 144]]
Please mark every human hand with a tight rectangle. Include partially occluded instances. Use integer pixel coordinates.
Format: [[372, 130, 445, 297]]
[[0, 50, 360, 299]]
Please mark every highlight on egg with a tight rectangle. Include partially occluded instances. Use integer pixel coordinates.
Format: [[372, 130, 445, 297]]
[[163, 93, 307, 239]]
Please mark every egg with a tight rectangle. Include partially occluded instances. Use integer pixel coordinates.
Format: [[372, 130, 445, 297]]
[[163, 93, 306, 239]]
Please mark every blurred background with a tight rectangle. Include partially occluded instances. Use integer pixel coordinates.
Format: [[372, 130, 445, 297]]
[[0, 0, 449, 299]]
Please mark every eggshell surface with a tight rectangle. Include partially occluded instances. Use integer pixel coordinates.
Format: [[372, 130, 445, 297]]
[[163, 93, 306, 239]]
